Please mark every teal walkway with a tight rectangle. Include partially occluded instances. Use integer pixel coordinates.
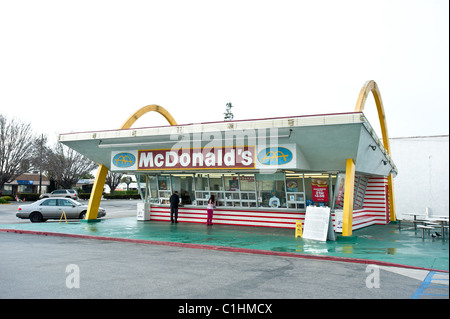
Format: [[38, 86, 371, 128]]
[[1, 218, 448, 271]]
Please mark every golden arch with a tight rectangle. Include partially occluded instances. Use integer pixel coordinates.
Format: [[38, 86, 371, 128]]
[[342, 81, 396, 235], [354, 80, 391, 155], [84, 105, 177, 221], [121, 104, 178, 129]]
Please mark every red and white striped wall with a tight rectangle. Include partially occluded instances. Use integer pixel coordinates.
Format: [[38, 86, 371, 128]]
[[352, 177, 390, 230], [149, 206, 303, 229], [149, 177, 391, 231]]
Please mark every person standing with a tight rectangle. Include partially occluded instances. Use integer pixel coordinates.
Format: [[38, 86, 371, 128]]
[[206, 195, 216, 226], [170, 191, 179, 223]]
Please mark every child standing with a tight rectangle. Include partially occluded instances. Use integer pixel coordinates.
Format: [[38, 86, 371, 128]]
[[206, 195, 216, 226]]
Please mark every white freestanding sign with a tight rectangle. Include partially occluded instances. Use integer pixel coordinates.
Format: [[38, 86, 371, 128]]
[[137, 202, 150, 221], [302, 206, 335, 241], [334, 210, 343, 233]]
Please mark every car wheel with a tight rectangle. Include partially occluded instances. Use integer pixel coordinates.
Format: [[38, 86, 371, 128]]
[[30, 212, 43, 223], [79, 211, 86, 220]]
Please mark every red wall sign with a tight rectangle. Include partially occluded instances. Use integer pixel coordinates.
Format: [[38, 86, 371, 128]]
[[311, 179, 329, 202], [137, 146, 255, 170]]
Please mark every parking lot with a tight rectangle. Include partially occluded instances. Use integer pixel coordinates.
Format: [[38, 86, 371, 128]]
[[1, 199, 448, 300], [0, 198, 136, 224]]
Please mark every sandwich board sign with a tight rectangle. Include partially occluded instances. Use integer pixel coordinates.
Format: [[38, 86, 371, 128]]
[[302, 206, 335, 241]]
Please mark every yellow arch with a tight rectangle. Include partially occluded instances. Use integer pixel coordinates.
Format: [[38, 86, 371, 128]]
[[84, 105, 178, 221], [354, 80, 391, 155], [343, 81, 396, 235], [120, 104, 178, 129]]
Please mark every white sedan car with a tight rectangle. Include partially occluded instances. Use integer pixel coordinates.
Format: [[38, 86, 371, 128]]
[[16, 198, 106, 223]]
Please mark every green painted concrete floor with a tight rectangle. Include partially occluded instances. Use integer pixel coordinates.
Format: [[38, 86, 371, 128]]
[[1, 218, 448, 271]]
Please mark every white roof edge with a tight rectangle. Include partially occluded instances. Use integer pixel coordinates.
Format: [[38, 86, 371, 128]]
[[59, 112, 364, 142]]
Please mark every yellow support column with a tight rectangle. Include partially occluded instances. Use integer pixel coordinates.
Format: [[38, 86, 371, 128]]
[[84, 105, 177, 221], [85, 164, 108, 221], [342, 159, 356, 237], [387, 174, 396, 221]]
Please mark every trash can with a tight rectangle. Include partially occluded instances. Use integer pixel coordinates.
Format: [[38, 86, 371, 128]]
[[137, 202, 150, 221]]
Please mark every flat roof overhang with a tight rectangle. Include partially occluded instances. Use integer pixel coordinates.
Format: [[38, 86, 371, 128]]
[[59, 112, 397, 177]]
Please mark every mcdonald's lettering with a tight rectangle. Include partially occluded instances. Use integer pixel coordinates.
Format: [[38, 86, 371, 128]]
[[138, 146, 255, 170]]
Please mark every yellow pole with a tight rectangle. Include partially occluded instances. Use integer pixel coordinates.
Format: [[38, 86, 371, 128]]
[[342, 159, 355, 237], [84, 105, 177, 221], [85, 164, 108, 221], [387, 174, 396, 221]]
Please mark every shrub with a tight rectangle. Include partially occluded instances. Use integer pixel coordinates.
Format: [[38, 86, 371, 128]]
[[18, 193, 40, 202], [78, 193, 91, 200], [103, 194, 141, 200]]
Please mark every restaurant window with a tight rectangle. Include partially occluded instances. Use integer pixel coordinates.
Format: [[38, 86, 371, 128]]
[[255, 173, 286, 208], [194, 174, 210, 206], [285, 174, 306, 209], [209, 173, 225, 206], [332, 174, 369, 210], [148, 175, 158, 203], [172, 174, 194, 205], [223, 174, 239, 191], [158, 174, 171, 204], [195, 174, 209, 191], [240, 174, 257, 207], [223, 174, 240, 207], [209, 174, 224, 191], [303, 174, 331, 207], [353, 175, 369, 209]]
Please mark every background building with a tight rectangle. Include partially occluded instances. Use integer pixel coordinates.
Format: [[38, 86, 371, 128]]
[[391, 135, 449, 219]]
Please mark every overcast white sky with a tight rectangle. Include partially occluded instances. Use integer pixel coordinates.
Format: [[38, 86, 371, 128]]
[[1, 0, 448, 144]]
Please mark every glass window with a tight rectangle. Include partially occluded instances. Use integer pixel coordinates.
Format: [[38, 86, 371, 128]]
[[224, 174, 239, 191], [239, 174, 255, 191], [158, 175, 170, 190], [353, 175, 369, 209], [285, 175, 303, 192], [41, 199, 57, 206], [331, 173, 368, 210], [195, 174, 209, 191], [209, 174, 224, 191], [172, 174, 194, 205], [58, 199, 73, 206], [148, 175, 158, 201], [303, 174, 331, 207], [255, 173, 286, 208], [18, 185, 33, 193]]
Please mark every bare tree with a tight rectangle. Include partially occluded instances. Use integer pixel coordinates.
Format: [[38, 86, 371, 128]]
[[0, 115, 37, 190], [29, 134, 52, 194], [47, 143, 98, 189], [105, 171, 123, 195]]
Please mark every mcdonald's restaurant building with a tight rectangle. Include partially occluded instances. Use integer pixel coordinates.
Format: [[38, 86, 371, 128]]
[[59, 81, 398, 237]]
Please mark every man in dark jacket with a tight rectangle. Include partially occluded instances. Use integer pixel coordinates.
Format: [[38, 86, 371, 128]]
[[169, 191, 180, 223]]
